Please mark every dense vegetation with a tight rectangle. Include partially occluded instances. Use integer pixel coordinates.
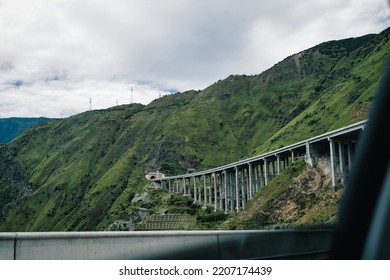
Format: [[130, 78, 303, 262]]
[[0, 27, 389, 231]]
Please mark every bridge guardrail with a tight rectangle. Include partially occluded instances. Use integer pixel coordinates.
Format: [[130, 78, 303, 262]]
[[0, 230, 334, 260]]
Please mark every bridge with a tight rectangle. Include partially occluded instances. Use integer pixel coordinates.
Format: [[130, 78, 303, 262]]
[[152, 120, 367, 213], [0, 120, 369, 260]]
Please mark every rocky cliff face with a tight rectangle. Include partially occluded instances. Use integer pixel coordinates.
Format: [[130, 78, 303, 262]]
[[229, 161, 343, 229]]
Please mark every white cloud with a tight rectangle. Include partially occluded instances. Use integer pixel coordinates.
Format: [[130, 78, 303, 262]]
[[0, 0, 389, 117]]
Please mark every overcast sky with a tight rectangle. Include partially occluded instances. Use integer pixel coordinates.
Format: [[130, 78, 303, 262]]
[[0, 0, 389, 118]]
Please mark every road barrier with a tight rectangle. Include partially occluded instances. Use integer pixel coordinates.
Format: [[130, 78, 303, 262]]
[[0, 230, 333, 260]]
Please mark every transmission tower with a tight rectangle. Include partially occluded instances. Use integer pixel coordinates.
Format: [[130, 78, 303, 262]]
[[130, 86, 134, 104], [89, 98, 92, 111]]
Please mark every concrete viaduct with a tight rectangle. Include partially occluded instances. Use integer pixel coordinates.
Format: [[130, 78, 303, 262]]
[[152, 120, 367, 213]]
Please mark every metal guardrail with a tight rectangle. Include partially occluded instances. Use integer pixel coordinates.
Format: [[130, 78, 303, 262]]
[[0, 230, 334, 260]]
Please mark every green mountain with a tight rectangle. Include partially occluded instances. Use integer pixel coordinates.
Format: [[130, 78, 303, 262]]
[[0, 27, 389, 231], [0, 117, 55, 144]]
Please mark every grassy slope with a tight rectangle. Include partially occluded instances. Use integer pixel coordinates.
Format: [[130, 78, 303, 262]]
[[254, 30, 390, 152], [0, 28, 389, 231]]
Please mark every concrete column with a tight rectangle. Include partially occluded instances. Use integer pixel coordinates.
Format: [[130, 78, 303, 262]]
[[284, 157, 289, 169], [223, 171, 228, 213], [246, 168, 250, 202], [264, 158, 269, 185], [248, 163, 253, 200], [197, 177, 201, 203], [208, 175, 212, 205], [241, 168, 246, 209], [203, 175, 207, 207], [235, 167, 239, 212], [176, 179, 179, 193], [253, 165, 257, 193], [305, 142, 314, 166], [213, 173, 217, 211], [276, 155, 281, 175], [254, 164, 259, 193], [270, 160, 275, 176], [182, 178, 186, 195], [227, 171, 231, 212], [259, 163, 264, 187], [291, 150, 295, 162], [197, 177, 200, 201], [206, 175, 210, 204], [193, 177, 197, 202], [227, 171, 234, 212], [329, 138, 337, 190], [347, 142, 352, 172], [339, 142, 347, 186], [230, 171, 235, 212], [168, 180, 171, 192], [218, 173, 223, 210]]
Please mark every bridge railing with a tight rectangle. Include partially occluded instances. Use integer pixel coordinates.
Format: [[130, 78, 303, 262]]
[[0, 230, 333, 260]]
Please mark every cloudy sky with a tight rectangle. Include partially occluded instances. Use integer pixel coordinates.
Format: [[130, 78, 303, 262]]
[[0, 0, 389, 118]]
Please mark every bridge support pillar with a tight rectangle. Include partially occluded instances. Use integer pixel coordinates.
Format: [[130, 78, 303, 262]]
[[264, 158, 269, 185], [223, 171, 228, 213], [213, 173, 217, 211], [235, 167, 239, 212], [203, 175, 207, 209], [208, 174, 213, 206], [193, 177, 197, 202], [248, 163, 253, 200], [259, 163, 264, 187], [276, 155, 281, 175], [329, 138, 337, 191], [218, 173, 223, 210], [254, 164, 259, 193], [305, 142, 314, 166], [230, 171, 235, 212], [241, 168, 246, 210], [284, 157, 289, 169], [338, 142, 347, 186]]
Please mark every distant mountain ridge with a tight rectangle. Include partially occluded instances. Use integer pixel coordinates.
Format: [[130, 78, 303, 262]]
[[0, 117, 55, 144], [0, 27, 389, 231]]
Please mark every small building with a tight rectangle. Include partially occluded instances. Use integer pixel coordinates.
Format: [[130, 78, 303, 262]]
[[145, 171, 165, 180]]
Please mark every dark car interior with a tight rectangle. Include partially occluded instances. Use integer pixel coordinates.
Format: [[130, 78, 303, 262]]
[[330, 58, 390, 259]]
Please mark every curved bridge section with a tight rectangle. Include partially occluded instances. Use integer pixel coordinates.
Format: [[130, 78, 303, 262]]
[[153, 120, 367, 212]]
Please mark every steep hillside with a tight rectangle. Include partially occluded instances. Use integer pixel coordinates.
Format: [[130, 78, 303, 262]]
[[0, 117, 54, 144], [0, 27, 389, 231]]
